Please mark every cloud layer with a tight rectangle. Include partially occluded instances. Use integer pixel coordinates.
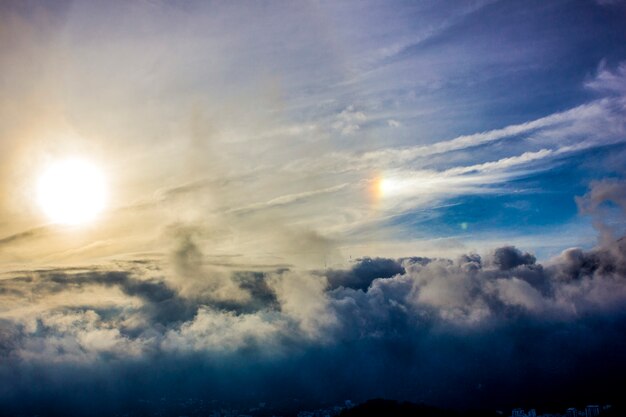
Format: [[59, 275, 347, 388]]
[[1, 181, 626, 414]]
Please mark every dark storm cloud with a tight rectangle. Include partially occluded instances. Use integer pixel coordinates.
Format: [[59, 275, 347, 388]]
[[47, 271, 176, 303], [492, 246, 536, 270], [325, 257, 406, 290], [549, 238, 626, 283], [232, 271, 280, 311]]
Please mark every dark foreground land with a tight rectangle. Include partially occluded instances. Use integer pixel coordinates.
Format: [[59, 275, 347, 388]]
[[2, 397, 624, 417], [338, 399, 498, 417], [339, 399, 624, 417]]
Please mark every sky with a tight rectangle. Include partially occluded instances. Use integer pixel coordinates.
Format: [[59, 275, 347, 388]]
[[1, 0, 626, 415]]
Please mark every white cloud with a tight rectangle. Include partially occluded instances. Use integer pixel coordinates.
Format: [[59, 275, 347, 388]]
[[586, 61, 626, 95], [332, 106, 367, 135]]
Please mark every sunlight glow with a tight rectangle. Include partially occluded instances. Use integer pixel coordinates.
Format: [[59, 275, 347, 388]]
[[378, 177, 403, 196], [374, 176, 409, 201], [37, 158, 107, 225]]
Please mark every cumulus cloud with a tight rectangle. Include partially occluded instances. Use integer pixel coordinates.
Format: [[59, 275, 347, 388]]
[[577, 179, 626, 242], [491, 246, 536, 270], [325, 257, 406, 291], [2, 237, 623, 355], [0, 179, 625, 415], [0, 229, 625, 413], [162, 307, 283, 354]]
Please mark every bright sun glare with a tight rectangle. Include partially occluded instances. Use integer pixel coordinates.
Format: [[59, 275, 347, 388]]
[[37, 158, 107, 225]]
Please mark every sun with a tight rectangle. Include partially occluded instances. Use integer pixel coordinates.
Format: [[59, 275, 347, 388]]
[[37, 158, 107, 225]]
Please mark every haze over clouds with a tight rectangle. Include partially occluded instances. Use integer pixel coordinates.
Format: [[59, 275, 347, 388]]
[[1, 0, 626, 415]]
